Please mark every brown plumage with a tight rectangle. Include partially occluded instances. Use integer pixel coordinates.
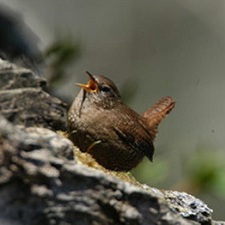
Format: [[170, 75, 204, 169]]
[[67, 71, 175, 171], [143, 97, 175, 140]]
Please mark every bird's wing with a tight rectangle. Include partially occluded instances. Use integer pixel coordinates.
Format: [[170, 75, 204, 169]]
[[111, 107, 155, 161]]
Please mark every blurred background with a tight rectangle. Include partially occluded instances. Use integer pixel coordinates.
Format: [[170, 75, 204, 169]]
[[0, 0, 225, 220]]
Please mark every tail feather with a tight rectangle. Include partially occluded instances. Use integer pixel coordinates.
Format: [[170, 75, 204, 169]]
[[143, 96, 175, 140]]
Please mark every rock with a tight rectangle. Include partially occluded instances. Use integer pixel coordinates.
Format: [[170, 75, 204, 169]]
[[164, 190, 212, 224], [0, 59, 223, 225], [0, 59, 46, 90], [0, 59, 67, 130], [0, 115, 205, 225]]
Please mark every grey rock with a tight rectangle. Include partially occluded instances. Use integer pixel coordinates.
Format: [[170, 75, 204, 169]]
[[213, 222, 225, 225], [0, 59, 67, 130], [164, 190, 212, 224], [0, 115, 213, 225], [0, 59, 46, 90]]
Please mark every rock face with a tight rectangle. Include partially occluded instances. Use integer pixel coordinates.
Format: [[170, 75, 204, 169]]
[[0, 59, 67, 130], [0, 59, 222, 225]]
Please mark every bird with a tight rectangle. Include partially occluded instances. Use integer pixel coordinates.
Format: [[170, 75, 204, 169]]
[[67, 71, 175, 171]]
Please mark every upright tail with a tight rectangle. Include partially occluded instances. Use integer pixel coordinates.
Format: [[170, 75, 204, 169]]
[[142, 96, 175, 140]]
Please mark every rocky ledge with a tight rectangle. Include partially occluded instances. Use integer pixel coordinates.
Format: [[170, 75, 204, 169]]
[[0, 59, 223, 225]]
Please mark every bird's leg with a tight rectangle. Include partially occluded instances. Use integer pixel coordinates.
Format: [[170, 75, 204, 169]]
[[87, 140, 102, 153]]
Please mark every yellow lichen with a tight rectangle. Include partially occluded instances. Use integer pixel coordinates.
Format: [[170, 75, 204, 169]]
[[58, 131, 142, 186]]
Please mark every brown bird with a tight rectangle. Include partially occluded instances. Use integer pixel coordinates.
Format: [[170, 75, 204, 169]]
[[67, 71, 175, 171]]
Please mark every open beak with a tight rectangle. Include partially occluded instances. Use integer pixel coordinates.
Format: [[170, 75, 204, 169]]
[[75, 71, 98, 93]]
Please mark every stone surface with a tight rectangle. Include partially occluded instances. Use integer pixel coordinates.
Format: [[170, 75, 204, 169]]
[[0, 115, 205, 225], [0, 59, 67, 130], [0, 59, 46, 90], [0, 59, 223, 225]]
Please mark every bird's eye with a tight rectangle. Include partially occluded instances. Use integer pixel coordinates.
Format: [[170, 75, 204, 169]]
[[101, 86, 111, 92]]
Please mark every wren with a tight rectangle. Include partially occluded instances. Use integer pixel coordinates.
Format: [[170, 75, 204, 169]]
[[67, 71, 175, 171]]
